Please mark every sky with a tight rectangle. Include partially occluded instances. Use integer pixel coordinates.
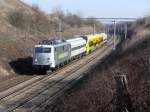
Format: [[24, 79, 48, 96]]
[[22, 0, 150, 18]]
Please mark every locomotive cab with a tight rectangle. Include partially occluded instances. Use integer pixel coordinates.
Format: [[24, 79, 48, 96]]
[[32, 39, 71, 72], [33, 45, 53, 71]]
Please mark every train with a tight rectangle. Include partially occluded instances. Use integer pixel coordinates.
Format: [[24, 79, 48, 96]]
[[32, 33, 109, 72]]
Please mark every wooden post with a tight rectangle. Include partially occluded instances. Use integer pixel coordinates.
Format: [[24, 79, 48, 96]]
[[113, 74, 133, 112]]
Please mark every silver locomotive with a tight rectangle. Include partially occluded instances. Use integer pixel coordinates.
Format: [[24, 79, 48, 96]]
[[33, 39, 71, 71]]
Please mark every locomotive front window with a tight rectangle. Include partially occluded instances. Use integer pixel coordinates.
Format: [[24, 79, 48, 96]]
[[35, 47, 51, 53], [43, 48, 51, 53]]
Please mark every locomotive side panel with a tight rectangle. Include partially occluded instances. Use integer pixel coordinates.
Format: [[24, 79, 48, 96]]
[[54, 43, 71, 68]]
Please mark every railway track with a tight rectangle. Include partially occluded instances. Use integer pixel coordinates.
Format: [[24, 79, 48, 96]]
[[0, 76, 35, 93], [0, 48, 88, 94], [0, 47, 96, 100], [0, 39, 119, 112]]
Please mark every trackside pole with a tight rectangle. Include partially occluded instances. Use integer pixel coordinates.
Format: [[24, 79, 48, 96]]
[[124, 24, 127, 39], [93, 23, 96, 34], [113, 20, 116, 51], [59, 20, 62, 38]]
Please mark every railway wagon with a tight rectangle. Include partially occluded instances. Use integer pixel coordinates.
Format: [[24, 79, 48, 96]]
[[66, 38, 86, 58], [100, 33, 108, 44], [33, 39, 71, 70], [94, 34, 104, 47], [82, 34, 103, 54], [100, 33, 107, 41]]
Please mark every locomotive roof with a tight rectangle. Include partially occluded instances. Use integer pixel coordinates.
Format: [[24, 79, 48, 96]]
[[40, 39, 68, 45], [66, 37, 85, 42]]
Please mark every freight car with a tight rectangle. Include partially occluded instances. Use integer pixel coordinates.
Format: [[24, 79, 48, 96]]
[[81, 34, 103, 54]]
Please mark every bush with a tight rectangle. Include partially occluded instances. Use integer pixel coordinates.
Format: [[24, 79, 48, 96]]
[[136, 15, 150, 27], [64, 12, 83, 27], [145, 16, 150, 27], [136, 18, 145, 26], [8, 10, 27, 29], [8, 7, 51, 35]]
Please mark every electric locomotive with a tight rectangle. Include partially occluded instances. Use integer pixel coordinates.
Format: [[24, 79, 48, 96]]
[[33, 39, 71, 71]]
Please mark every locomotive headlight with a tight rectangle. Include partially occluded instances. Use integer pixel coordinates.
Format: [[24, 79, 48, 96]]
[[35, 58, 38, 62], [47, 58, 50, 62]]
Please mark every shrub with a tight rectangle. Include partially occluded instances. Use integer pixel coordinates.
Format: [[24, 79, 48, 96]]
[[145, 16, 150, 27], [8, 10, 26, 29], [136, 15, 150, 27], [136, 18, 145, 26]]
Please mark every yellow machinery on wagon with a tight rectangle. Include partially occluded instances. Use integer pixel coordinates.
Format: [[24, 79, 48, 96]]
[[83, 34, 103, 54]]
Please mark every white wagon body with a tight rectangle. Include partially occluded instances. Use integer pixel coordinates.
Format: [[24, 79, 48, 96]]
[[66, 38, 86, 58], [100, 33, 108, 41]]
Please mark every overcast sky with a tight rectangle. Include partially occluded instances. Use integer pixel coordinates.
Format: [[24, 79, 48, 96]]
[[22, 0, 150, 18]]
